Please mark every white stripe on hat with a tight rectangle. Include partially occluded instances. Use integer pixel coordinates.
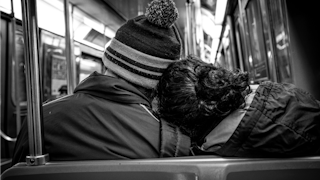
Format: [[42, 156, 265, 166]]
[[103, 54, 159, 89], [104, 49, 163, 79], [108, 38, 175, 69]]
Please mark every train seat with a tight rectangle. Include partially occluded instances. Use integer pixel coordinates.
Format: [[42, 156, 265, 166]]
[[0, 159, 12, 175], [2, 156, 320, 180]]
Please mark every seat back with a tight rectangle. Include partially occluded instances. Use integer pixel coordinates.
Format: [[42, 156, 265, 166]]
[[2, 156, 320, 180]]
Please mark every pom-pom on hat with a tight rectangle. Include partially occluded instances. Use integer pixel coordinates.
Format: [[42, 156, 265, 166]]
[[103, 0, 181, 89]]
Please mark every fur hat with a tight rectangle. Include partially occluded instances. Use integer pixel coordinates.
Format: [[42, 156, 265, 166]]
[[103, 0, 181, 89]]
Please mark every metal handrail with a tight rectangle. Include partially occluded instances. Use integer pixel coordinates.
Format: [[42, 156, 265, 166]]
[[0, 130, 17, 142], [64, 0, 77, 94], [20, 0, 48, 166]]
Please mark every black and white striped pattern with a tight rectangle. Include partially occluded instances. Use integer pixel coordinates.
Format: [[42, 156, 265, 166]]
[[103, 38, 177, 89]]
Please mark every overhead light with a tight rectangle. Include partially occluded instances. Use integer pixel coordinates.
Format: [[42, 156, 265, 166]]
[[215, 0, 228, 25]]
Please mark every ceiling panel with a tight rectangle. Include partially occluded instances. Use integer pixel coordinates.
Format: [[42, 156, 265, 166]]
[[68, 0, 217, 42], [69, 0, 126, 32], [101, 0, 188, 35], [101, 0, 152, 20]]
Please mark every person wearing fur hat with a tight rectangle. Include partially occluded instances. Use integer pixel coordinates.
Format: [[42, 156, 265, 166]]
[[11, 0, 190, 165]]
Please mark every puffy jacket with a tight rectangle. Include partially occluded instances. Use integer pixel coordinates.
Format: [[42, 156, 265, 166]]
[[12, 72, 190, 165], [198, 81, 320, 157]]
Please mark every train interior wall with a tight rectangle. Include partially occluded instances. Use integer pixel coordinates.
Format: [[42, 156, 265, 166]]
[[0, 18, 9, 160], [286, 0, 320, 99], [1, 18, 16, 160]]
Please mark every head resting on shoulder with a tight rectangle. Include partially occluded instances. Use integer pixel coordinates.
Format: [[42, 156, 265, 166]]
[[103, 0, 181, 97], [157, 55, 250, 137]]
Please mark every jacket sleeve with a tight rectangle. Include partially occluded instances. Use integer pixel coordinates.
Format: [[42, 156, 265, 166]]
[[159, 119, 191, 157]]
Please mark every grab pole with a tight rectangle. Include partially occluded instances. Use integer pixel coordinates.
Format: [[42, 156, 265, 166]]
[[64, 0, 77, 94], [20, 0, 48, 166]]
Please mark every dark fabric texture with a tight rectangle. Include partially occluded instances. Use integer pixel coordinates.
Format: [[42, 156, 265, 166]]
[[202, 81, 320, 157], [115, 15, 181, 60], [160, 120, 191, 157], [11, 72, 190, 165]]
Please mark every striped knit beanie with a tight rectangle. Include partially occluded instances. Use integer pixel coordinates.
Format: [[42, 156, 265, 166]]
[[103, 0, 181, 89]]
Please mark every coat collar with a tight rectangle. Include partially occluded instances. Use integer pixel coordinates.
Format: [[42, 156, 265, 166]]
[[74, 72, 151, 107]]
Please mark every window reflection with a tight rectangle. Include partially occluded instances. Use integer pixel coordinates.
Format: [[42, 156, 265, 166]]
[[245, 0, 268, 81], [260, 0, 277, 82], [79, 57, 102, 83], [41, 30, 103, 102], [11, 26, 27, 106], [269, 0, 292, 83]]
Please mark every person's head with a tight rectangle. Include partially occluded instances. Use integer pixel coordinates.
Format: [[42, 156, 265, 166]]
[[102, 0, 181, 100], [157, 55, 250, 138], [58, 85, 67, 96]]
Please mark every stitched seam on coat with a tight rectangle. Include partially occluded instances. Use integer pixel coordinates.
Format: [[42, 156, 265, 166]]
[[174, 127, 179, 157], [258, 84, 312, 142], [234, 83, 271, 155]]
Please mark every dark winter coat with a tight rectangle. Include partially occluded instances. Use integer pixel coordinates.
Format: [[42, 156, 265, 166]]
[[12, 72, 190, 165], [198, 81, 320, 157]]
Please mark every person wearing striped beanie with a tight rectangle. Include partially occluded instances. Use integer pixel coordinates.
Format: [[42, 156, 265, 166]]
[[103, 0, 182, 93], [12, 0, 191, 165]]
